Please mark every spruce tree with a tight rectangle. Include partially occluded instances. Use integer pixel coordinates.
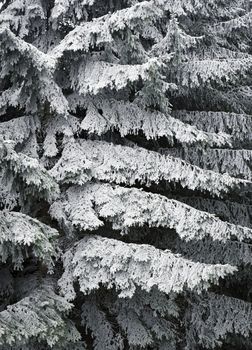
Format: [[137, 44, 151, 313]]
[[0, 0, 252, 349]]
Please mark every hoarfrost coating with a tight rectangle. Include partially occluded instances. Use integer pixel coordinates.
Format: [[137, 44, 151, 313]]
[[0, 0, 252, 349]]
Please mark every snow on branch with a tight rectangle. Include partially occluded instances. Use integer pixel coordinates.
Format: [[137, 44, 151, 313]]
[[51, 0, 96, 21], [185, 292, 252, 349], [70, 58, 160, 96], [81, 98, 232, 147], [59, 235, 236, 300], [0, 115, 40, 146], [177, 196, 252, 229], [43, 114, 79, 158], [0, 211, 58, 270], [108, 1, 162, 31], [50, 182, 252, 242], [0, 86, 22, 117], [0, 280, 81, 348], [50, 140, 246, 196], [175, 57, 252, 89], [151, 17, 203, 57], [51, 1, 162, 58], [214, 11, 252, 36], [172, 110, 252, 144], [0, 28, 68, 115], [51, 19, 112, 58], [52, 0, 242, 20], [164, 147, 252, 181], [0, 27, 55, 72], [0, 140, 59, 204], [153, 0, 246, 18], [0, 0, 45, 38]]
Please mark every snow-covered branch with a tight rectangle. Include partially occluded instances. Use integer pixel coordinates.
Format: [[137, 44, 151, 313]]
[[50, 182, 252, 242], [50, 140, 246, 196], [59, 235, 236, 300]]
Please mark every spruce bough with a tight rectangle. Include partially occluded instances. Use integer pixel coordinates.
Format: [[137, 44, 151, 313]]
[[0, 0, 252, 349]]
